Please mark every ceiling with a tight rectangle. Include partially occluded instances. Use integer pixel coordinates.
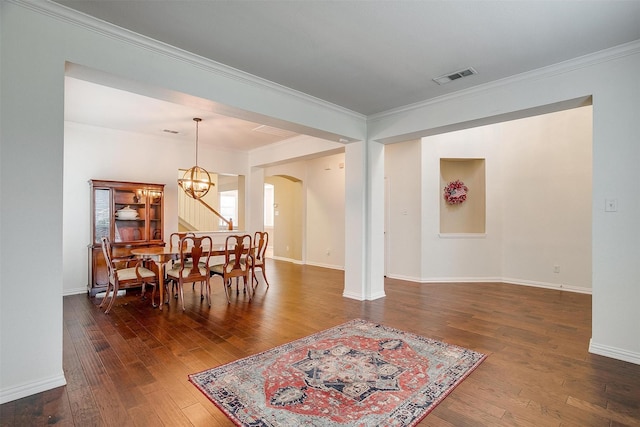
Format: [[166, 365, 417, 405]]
[[64, 76, 300, 151], [58, 0, 640, 149]]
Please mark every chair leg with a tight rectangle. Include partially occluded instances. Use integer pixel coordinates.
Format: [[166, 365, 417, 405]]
[[104, 283, 119, 314], [205, 278, 211, 307], [222, 277, 231, 304], [178, 281, 185, 311], [99, 283, 112, 309], [162, 279, 170, 305], [244, 274, 252, 301], [150, 282, 158, 308], [261, 267, 270, 287], [251, 262, 258, 287], [254, 266, 269, 288]]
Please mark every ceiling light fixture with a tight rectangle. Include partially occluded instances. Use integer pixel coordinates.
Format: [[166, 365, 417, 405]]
[[178, 118, 212, 200]]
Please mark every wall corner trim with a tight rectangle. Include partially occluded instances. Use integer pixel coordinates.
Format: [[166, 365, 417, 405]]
[[0, 373, 67, 405], [589, 339, 640, 366]]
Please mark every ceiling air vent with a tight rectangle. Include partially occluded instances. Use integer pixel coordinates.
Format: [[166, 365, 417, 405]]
[[433, 67, 477, 85]]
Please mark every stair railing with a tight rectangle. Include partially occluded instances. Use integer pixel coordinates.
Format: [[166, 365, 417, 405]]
[[196, 198, 234, 230]]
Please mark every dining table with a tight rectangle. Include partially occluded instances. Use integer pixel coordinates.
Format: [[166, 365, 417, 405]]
[[130, 243, 252, 310]]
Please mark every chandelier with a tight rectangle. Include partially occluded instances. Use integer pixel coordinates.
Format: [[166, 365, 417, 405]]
[[178, 118, 212, 199]]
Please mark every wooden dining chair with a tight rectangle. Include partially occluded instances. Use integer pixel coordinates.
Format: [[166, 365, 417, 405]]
[[100, 236, 158, 314], [209, 234, 252, 303], [165, 235, 212, 311], [168, 232, 196, 298], [250, 231, 270, 288]]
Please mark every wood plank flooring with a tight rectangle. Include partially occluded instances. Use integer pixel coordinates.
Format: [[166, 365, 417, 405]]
[[2, 260, 639, 426]]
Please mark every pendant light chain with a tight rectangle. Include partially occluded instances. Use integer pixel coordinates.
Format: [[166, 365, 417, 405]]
[[194, 117, 201, 167]]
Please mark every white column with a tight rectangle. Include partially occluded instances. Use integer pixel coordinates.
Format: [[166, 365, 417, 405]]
[[247, 167, 265, 233], [344, 141, 366, 299], [366, 140, 386, 300], [343, 140, 386, 300]]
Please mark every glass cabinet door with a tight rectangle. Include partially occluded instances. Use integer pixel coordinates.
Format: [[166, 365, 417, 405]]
[[94, 188, 111, 244], [113, 187, 147, 243], [148, 189, 163, 241]]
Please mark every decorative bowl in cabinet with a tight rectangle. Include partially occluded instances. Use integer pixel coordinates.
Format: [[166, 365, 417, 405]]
[[116, 206, 139, 220]]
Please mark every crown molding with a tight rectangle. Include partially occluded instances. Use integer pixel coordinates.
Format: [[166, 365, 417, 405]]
[[13, 0, 638, 125], [369, 39, 640, 122], [12, 0, 365, 121]]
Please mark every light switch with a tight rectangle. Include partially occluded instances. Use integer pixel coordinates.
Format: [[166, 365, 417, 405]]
[[605, 199, 617, 212]]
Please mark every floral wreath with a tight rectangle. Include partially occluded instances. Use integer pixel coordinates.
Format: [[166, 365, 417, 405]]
[[443, 180, 468, 205]]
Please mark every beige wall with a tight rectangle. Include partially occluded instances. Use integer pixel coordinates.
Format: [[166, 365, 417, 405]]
[[265, 152, 346, 269], [266, 175, 303, 261], [439, 158, 486, 234]]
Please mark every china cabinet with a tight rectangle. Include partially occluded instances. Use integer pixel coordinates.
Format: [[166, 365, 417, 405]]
[[88, 180, 164, 296]]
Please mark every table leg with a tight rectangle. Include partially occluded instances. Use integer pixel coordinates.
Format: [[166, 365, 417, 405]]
[[157, 261, 165, 311]]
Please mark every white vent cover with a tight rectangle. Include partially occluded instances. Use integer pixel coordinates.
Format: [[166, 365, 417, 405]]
[[433, 67, 477, 85]]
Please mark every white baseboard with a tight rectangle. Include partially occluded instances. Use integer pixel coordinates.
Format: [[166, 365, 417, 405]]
[[269, 257, 344, 271], [342, 290, 386, 301], [270, 255, 303, 264], [305, 260, 344, 270], [501, 277, 592, 294], [589, 339, 640, 365], [384, 273, 423, 282], [384, 274, 592, 295], [0, 373, 67, 404], [94, 290, 126, 299], [342, 290, 365, 301], [389, 275, 504, 284], [62, 287, 87, 296]]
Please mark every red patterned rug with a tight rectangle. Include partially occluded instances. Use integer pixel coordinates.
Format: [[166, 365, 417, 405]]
[[189, 319, 487, 426]]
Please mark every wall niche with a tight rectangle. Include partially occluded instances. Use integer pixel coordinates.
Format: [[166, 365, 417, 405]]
[[440, 158, 486, 234]]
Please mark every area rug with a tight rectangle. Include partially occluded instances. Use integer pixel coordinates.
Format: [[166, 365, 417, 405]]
[[189, 319, 487, 426]]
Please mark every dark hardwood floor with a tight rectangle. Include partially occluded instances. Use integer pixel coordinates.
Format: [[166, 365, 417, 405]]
[[2, 260, 639, 426]]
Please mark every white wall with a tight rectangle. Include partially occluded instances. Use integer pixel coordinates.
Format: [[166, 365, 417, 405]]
[[500, 107, 592, 291], [384, 140, 423, 280], [249, 134, 345, 168], [2, 0, 638, 405], [370, 45, 640, 364], [1, 1, 366, 403], [421, 125, 504, 281], [385, 107, 592, 291]]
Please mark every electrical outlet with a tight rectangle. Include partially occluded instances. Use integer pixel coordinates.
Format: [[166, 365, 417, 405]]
[[605, 199, 618, 212], [553, 265, 560, 273]]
